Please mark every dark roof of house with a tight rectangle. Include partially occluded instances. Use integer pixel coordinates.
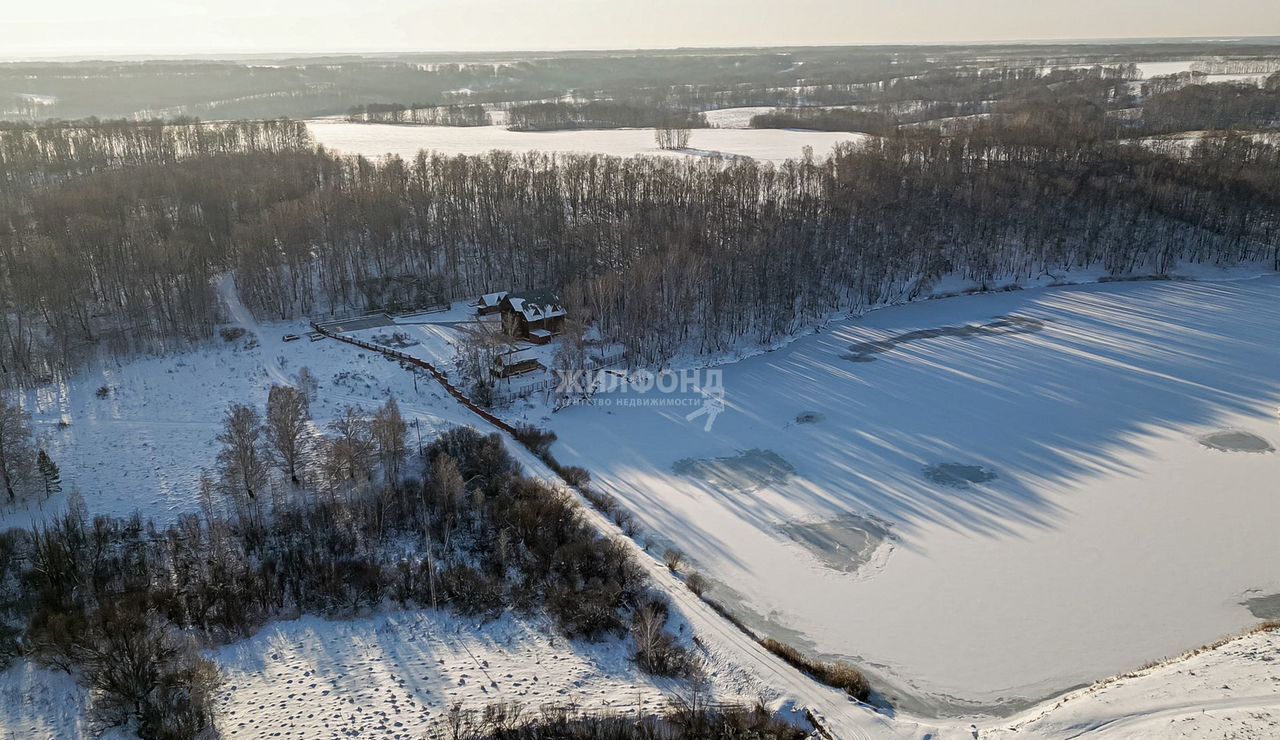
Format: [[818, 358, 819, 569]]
[[502, 289, 566, 322]]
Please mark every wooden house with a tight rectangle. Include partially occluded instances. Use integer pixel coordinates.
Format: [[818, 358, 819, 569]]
[[499, 289, 567, 338], [475, 291, 509, 316]]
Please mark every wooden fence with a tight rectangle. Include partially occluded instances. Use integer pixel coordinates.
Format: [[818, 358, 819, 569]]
[[310, 321, 519, 435]]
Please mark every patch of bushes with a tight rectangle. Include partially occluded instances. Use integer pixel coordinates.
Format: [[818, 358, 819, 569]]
[[759, 639, 870, 701], [435, 697, 806, 739], [218, 327, 246, 343]]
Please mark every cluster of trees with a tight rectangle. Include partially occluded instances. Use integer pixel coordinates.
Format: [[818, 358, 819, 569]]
[[0, 421, 689, 737], [432, 692, 806, 740], [0, 394, 60, 504], [505, 101, 707, 131], [1141, 77, 1280, 133], [346, 103, 492, 126], [750, 108, 898, 134], [0, 119, 313, 384], [211, 384, 408, 503]]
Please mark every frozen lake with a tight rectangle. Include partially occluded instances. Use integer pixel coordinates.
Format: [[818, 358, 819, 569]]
[[549, 276, 1280, 717], [307, 119, 867, 163]]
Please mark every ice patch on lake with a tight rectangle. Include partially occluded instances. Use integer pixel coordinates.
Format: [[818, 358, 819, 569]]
[[672, 449, 795, 493], [779, 514, 894, 575], [1241, 593, 1280, 620], [922, 463, 998, 488], [1198, 430, 1275, 453], [843, 315, 1045, 362]]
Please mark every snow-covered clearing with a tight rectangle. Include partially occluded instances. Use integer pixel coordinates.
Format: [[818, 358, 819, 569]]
[[547, 274, 1280, 718], [0, 609, 707, 740], [3, 278, 478, 529], [209, 611, 679, 740], [702, 107, 777, 128], [1136, 60, 1199, 78], [307, 119, 867, 164]]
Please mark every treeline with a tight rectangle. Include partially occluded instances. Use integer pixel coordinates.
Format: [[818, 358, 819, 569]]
[[0, 420, 687, 737], [506, 101, 707, 131], [1141, 77, 1280, 133], [222, 121, 1280, 366], [346, 102, 491, 126], [750, 108, 898, 134], [3, 108, 1280, 382], [434, 696, 806, 739]]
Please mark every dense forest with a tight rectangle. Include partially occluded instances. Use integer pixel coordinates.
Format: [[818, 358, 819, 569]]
[[1, 105, 1279, 384]]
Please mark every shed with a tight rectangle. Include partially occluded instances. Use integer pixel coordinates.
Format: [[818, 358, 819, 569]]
[[492, 348, 544, 379]]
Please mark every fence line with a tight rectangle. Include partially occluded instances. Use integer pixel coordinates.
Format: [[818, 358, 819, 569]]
[[311, 322, 520, 436]]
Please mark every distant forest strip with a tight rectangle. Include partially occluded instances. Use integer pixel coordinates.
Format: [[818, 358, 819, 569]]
[[0, 43, 1273, 121], [1, 108, 1279, 386], [505, 101, 707, 131], [346, 102, 491, 126]]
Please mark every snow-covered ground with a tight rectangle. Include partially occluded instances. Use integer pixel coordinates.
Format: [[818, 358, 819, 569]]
[[547, 273, 1280, 717], [5, 268, 1280, 738], [307, 119, 867, 164], [702, 106, 777, 128], [209, 611, 682, 740], [986, 625, 1280, 739], [0, 608, 730, 740], [3, 278, 479, 530]]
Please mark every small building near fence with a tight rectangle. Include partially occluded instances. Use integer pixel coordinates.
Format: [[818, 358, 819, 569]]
[[499, 289, 567, 338], [475, 291, 509, 316], [492, 348, 544, 379]]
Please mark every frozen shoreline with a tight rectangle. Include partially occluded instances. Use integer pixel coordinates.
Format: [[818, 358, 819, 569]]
[[546, 273, 1280, 718]]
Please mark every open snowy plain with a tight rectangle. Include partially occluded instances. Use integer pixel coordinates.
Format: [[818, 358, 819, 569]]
[[307, 119, 867, 163], [548, 274, 1280, 717]]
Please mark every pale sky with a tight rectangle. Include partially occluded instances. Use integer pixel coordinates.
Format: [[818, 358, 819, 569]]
[[4, 0, 1279, 57]]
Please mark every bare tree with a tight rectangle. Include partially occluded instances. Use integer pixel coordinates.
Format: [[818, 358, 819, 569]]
[[430, 452, 466, 515], [0, 395, 36, 504], [371, 398, 408, 485], [323, 406, 375, 484], [295, 367, 319, 404], [655, 122, 692, 150], [456, 324, 511, 407], [216, 403, 268, 502], [265, 385, 311, 484]]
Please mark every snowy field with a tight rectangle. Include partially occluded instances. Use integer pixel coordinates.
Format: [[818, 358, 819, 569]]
[[307, 119, 867, 163], [0, 608, 716, 740], [548, 274, 1280, 717], [2, 278, 479, 530]]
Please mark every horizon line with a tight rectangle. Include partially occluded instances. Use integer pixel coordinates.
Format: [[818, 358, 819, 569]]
[[3, 34, 1279, 64]]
